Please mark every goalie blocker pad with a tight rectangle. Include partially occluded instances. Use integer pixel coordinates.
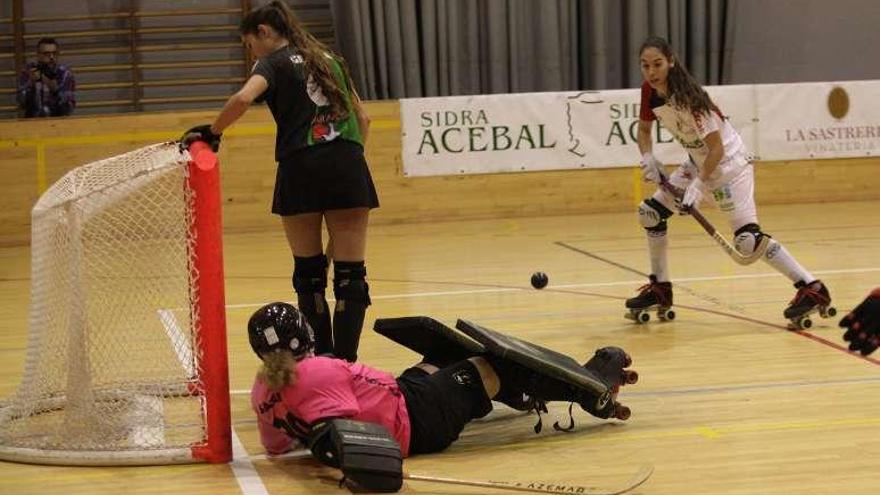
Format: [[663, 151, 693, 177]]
[[309, 419, 403, 493], [455, 319, 612, 411], [374, 316, 485, 368]]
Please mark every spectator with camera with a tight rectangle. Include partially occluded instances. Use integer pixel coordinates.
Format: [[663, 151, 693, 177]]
[[17, 37, 76, 118]]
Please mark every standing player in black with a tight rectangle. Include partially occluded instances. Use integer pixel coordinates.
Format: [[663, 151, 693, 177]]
[[182, 1, 378, 361]]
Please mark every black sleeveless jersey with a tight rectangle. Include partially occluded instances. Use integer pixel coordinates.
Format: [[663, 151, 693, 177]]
[[252, 45, 362, 161]]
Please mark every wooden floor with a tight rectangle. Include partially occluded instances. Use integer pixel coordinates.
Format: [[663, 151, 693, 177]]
[[1, 200, 879, 495]]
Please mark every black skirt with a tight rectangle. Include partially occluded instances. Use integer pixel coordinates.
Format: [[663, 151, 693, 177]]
[[271, 139, 380, 215]]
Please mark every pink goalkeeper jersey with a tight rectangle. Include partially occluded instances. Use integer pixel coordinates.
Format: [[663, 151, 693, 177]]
[[250, 356, 412, 456]]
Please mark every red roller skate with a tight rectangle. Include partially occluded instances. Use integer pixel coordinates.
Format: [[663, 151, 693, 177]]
[[625, 275, 675, 324], [784, 279, 836, 330]]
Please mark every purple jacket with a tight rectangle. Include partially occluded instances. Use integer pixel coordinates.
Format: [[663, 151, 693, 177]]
[[17, 62, 76, 117]]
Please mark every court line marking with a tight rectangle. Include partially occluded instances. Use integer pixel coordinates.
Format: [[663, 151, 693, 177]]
[[230, 377, 880, 459], [242, 415, 880, 461], [223, 266, 880, 310], [230, 428, 270, 495], [620, 375, 880, 397], [611, 415, 880, 443], [552, 242, 880, 366], [229, 375, 880, 399]]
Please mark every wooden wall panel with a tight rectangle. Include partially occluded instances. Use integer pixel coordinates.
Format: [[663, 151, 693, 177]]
[[0, 100, 877, 246]]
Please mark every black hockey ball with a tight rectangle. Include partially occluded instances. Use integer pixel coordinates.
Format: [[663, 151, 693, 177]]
[[530, 272, 549, 289]]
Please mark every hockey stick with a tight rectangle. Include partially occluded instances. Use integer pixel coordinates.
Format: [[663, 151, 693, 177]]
[[271, 450, 653, 495], [659, 177, 768, 265], [406, 464, 654, 495]]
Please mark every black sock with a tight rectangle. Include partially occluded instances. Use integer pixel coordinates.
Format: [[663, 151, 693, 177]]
[[293, 254, 332, 355], [297, 291, 332, 355], [332, 260, 370, 362]]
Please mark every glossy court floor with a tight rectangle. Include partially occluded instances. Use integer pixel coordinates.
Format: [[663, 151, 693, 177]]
[[1, 200, 878, 495]]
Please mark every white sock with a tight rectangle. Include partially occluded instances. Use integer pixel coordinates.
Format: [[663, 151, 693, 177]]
[[647, 233, 670, 282], [762, 239, 814, 284]]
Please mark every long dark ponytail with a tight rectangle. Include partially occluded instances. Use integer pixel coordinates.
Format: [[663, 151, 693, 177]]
[[241, 1, 351, 120], [639, 36, 721, 117]]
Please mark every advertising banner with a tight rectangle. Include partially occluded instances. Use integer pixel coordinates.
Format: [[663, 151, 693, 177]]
[[400, 81, 876, 176]]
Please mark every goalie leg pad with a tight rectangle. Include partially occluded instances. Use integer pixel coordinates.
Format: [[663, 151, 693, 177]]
[[733, 223, 770, 256], [455, 319, 616, 417], [374, 316, 485, 368], [309, 419, 403, 493], [638, 198, 673, 232]]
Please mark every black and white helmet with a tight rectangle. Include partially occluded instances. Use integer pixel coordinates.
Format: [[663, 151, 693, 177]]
[[248, 302, 314, 359]]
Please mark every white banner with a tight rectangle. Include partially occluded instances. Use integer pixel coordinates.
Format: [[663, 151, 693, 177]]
[[400, 80, 879, 177], [400, 89, 682, 177], [756, 80, 880, 160]]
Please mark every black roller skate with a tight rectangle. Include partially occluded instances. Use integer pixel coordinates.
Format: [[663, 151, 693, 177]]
[[580, 347, 638, 420], [784, 279, 836, 330], [625, 275, 675, 324]]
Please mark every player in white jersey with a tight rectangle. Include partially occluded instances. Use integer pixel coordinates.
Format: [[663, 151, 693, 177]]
[[627, 36, 833, 328]]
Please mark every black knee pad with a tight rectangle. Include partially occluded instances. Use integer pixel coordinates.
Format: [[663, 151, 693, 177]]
[[639, 198, 673, 234], [293, 254, 328, 294], [333, 260, 371, 306]]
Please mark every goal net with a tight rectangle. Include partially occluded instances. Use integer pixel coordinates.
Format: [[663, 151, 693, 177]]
[[0, 142, 230, 465]]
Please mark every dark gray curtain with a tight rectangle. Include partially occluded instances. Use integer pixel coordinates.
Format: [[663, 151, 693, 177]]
[[330, 0, 729, 99], [724, 0, 880, 84]]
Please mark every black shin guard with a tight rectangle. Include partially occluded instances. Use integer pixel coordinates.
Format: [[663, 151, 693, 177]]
[[293, 254, 332, 355], [333, 260, 371, 362]]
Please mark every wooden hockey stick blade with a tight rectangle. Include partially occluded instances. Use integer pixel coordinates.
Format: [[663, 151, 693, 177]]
[[710, 228, 769, 265], [689, 206, 768, 265], [406, 464, 654, 495]]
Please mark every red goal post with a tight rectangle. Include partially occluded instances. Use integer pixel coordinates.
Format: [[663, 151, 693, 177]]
[[0, 141, 231, 465]]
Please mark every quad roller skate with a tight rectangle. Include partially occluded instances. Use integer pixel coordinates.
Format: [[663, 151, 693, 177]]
[[784, 280, 836, 330], [581, 346, 638, 420], [625, 275, 675, 324]]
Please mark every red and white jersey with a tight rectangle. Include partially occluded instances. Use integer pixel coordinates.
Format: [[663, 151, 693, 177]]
[[640, 81, 747, 183]]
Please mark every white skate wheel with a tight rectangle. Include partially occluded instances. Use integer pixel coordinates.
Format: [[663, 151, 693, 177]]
[[638, 312, 650, 323], [665, 309, 676, 321], [826, 307, 837, 317], [801, 317, 813, 329]]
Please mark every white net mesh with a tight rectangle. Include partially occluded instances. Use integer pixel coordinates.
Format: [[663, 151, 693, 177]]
[[0, 143, 210, 463]]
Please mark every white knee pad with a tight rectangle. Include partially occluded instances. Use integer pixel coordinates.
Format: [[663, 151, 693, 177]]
[[734, 232, 759, 255], [734, 224, 769, 256], [638, 200, 668, 229]]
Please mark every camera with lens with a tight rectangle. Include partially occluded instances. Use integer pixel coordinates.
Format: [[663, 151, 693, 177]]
[[36, 62, 58, 80]]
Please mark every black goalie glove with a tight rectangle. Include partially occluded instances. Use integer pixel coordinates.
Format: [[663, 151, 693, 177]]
[[180, 124, 222, 152], [840, 288, 880, 356], [308, 419, 403, 493]]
